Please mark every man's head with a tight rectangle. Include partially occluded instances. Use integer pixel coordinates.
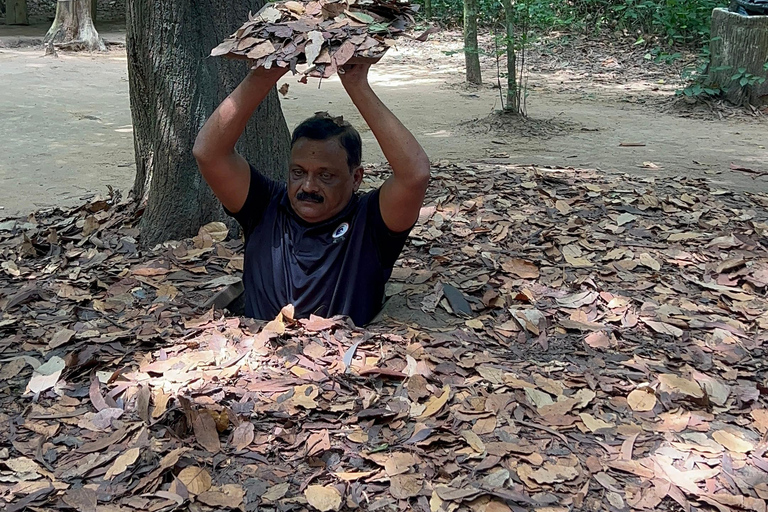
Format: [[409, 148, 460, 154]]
[[288, 112, 363, 223]]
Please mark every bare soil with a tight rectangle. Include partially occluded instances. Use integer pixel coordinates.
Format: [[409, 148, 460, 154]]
[[0, 23, 766, 217]]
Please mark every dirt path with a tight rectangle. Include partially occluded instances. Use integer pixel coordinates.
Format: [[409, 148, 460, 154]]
[[0, 29, 766, 217]]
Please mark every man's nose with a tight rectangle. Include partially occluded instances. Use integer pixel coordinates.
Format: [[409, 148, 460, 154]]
[[302, 175, 320, 193]]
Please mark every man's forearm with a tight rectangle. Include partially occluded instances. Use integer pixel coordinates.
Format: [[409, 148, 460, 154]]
[[193, 69, 283, 162], [344, 84, 430, 184]]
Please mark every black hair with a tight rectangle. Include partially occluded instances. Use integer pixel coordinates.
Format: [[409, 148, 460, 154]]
[[291, 112, 362, 171]]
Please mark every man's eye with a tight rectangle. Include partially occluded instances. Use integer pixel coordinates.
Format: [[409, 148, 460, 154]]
[[291, 169, 304, 177], [321, 173, 332, 180]]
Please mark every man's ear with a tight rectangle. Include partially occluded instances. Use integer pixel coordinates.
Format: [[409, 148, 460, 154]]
[[352, 166, 364, 191]]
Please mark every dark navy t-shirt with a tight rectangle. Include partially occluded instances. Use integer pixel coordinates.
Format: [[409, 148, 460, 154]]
[[226, 165, 411, 326]]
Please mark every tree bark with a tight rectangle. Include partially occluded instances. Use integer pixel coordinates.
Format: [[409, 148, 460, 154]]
[[6, 0, 29, 25], [708, 8, 768, 107], [502, 0, 519, 114], [126, 0, 290, 248], [44, 0, 104, 51], [463, 0, 481, 85]]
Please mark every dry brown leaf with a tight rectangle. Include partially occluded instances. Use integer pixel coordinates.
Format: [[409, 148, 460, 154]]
[[390, 474, 424, 499], [262, 482, 290, 502], [197, 484, 246, 508], [192, 411, 221, 452], [502, 258, 539, 279], [178, 466, 213, 496], [231, 421, 255, 451], [584, 331, 612, 349], [384, 452, 419, 477]]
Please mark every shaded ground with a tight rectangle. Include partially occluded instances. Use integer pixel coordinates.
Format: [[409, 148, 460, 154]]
[[0, 26, 766, 217], [2, 159, 768, 511]]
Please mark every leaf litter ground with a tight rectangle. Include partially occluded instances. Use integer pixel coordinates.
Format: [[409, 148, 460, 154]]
[[2, 161, 768, 512]]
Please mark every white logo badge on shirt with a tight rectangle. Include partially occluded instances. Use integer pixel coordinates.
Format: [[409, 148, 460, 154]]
[[333, 222, 349, 239]]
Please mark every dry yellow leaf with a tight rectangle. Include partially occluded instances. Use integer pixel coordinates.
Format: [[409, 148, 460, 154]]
[[333, 470, 376, 481], [347, 430, 368, 443], [104, 447, 140, 480], [751, 409, 768, 434], [465, 319, 484, 330], [712, 430, 754, 454], [627, 389, 657, 412], [579, 413, 614, 432], [292, 384, 319, 409], [304, 484, 342, 511], [638, 252, 661, 271], [658, 374, 704, 398], [417, 385, 450, 419], [178, 466, 212, 495], [461, 430, 486, 453], [199, 221, 229, 242], [525, 387, 553, 409], [152, 389, 172, 419]]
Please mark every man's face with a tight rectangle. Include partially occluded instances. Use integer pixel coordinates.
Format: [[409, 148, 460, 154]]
[[288, 137, 362, 223]]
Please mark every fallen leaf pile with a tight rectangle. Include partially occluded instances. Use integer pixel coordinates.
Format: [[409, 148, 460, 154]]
[[211, 0, 421, 79], [2, 160, 768, 512]]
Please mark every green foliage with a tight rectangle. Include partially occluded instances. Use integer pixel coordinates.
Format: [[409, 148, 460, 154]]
[[425, 0, 727, 47], [676, 45, 768, 100]]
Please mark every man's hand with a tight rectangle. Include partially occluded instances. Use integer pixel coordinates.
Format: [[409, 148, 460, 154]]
[[250, 63, 290, 82], [340, 60, 430, 233], [338, 62, 373, 91], [194, 65, 289, 214]]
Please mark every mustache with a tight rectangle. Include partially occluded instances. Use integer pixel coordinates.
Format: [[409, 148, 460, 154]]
[[296, 191, 324, 203]]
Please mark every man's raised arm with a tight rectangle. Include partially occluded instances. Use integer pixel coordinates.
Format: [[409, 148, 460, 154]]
[[339, 63, 431, 233], [193, 66, 288, 214]]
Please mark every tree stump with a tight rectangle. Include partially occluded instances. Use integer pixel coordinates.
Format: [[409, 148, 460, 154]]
[[708, 8, 768, 107], [44, 0, 105, 51], [6, 0, 29, 25]]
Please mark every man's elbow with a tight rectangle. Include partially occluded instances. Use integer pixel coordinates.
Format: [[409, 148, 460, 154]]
[[412, 154, 431, 190], [192, 135, 209, 167]]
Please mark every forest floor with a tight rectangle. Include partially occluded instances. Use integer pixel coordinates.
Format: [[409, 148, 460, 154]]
[[0, 22, 766, 217], [1, 20, 768, 512]]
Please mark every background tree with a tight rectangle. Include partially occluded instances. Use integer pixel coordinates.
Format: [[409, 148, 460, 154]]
[[463, 0, 481, 85], [5, 0, 29, 25], [45, 0, 104, 51], [501, 0, 519, 113], [127, 0, 290, 248]]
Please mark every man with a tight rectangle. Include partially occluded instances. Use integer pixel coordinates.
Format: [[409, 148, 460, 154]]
[[193, 61, 430, 325]]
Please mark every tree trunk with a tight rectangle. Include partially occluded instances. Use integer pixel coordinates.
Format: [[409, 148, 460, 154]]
[[502, 0, 519, 114], [6, 0, 29, 25], [424, 0, 432, 19], [708, 8, 768, 107], [91, 0, 96, 22], [44, 0, 104, 51], [463, 0, 481, 85], [126, 0, 290, 248]]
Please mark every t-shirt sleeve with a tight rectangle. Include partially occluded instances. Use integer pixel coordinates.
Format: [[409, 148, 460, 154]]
[[224, 164, 281, 236], [366, 188, 414, 269]]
